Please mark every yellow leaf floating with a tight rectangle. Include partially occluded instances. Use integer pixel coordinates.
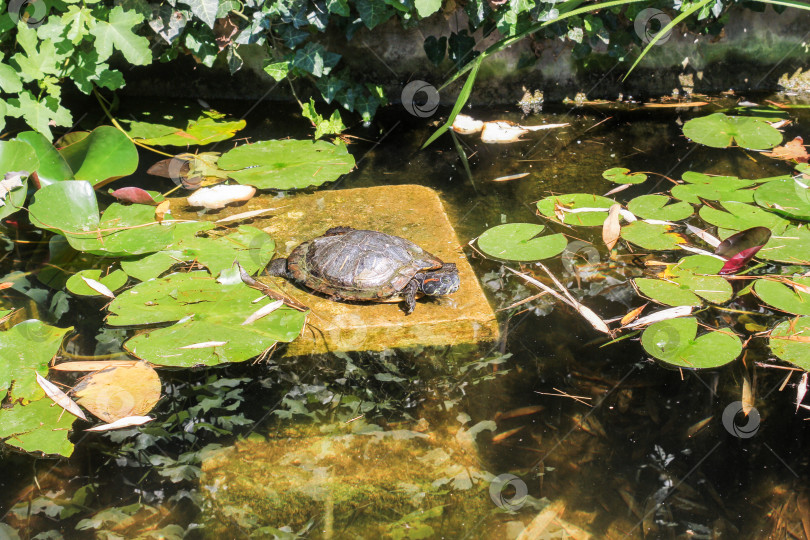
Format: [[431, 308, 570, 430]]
[[71, 362, 161, 423]]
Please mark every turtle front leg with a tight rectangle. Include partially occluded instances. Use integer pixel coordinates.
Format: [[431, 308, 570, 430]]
[[402, 279, 419, 314]]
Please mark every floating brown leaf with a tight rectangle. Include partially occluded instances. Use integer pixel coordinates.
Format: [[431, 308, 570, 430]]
[[763, 136, 808, 163], [602, 203, 622, 250], [71, 362, 161, 423]]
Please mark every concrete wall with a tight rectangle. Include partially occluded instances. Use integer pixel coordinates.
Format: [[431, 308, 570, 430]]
[[123, 6, 810, 105]]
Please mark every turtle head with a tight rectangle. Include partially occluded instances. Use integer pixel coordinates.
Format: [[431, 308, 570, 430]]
[[420, 263, 460, 296]]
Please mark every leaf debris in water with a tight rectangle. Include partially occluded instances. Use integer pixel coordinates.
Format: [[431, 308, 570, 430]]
[[36, 373, 88, 421]]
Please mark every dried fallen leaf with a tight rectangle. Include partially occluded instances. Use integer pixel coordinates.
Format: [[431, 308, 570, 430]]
[[71, 362, 161, 423], [763, 136, 808, 163], [187, 184, 256, 209], [494, 405, 544, 422], [686, 224, 721, 248], [492, 173, 530, 182], [492, 426, 524, 443], [51, 360, 140, 372], [603, 203, 622, 250], [85, 416, 154, 432], [452, 114, 484, 134], [742, 372, 755, 416], [179, 341, 229, 349], [241, 299, 284, 326], [110, 187, 159, 205], [155, 200, 170, 223], [215, 208, 275, 223], [603, 183, 633, 197], [622, 305, 693, 329], [80, 276, 115, 299], [686, 416, 712, 437], [36, 372, 88, 421], [620, 304, 648, 326], [798, 372, 808, 412]]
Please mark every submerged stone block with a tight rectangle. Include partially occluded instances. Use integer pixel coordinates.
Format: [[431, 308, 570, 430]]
[[248, 184, 498, 355]]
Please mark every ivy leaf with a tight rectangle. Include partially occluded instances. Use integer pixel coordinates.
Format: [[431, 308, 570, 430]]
[[355, 0, 394, 29], [263, 60, 290, 82], [181, 0, 218, 28], [448, 30, 478, 70], [326, 0, 350, 16], [185, 25, 218, 67], [423, 35, 447, 65], [91, 6, 152, 65], [301, 99, 345, 139], [293, 42, 326, 77]]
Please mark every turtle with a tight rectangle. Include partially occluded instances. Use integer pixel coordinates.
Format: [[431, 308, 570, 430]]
[[266, 226, 460, 314]]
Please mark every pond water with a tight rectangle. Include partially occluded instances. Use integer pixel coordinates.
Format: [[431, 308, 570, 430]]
[[3, 95, 810, 539]]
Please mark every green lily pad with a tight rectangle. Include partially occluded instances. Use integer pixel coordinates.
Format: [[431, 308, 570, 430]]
[[621, 221, 685, 250], [124, 110, 246, 146], [682, 113, 782, 149], [641, 317, 742, 369], [698, 201, 790, 235], [757, 227, 810, 264], [13, 131, 72, 187], [635, 279, 704, 307], [602, 167, 647, 184], [477, 223, 567, 261], [58, 126, 138, 188], [120, 224, 272, 281], [0, 397, 76, 456], [0, 320, 71, 402], [218, 140, 355, 190], [626, 194, 693, 221], [769, 317, 810, 370], [536, 193, 615, 226], [672, 254, 725, 275], [635, 256, 732, 306], [670, 172, 757, 204], [731, 105, 790, 121], [66, 269, 128, 297], [90, 203, 175, 257], [107, 272, 307, 367], [0, 140, 39, 220], [30, 183, 176, 256], [753, 277, 810, 315], [754, 177, 810, 221], [29, 181, 102, 253]]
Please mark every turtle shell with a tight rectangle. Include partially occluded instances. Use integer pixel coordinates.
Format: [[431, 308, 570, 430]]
[[287, 229, 444, 301]]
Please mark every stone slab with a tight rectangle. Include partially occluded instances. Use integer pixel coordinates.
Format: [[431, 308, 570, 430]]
[[176, 184, 498, 355]]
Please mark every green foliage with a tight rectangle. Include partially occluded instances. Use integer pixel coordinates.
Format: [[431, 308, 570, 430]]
[[218, 139, 355, 189], [107, 271, 308, 367], [477, 223, 567, 262], [536, 193, 616, 226], [640, 317, 742, 368], [682, 113, 783, 149]]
